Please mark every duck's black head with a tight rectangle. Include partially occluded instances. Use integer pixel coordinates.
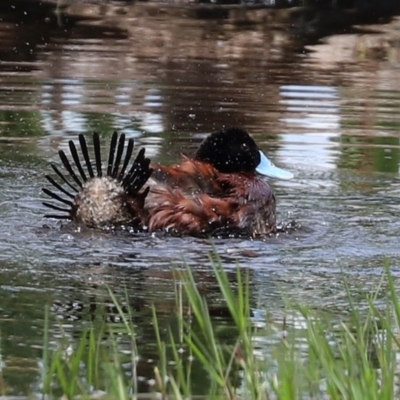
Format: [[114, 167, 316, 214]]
[[195, 127, 261, 174], [195, 127, 293, 179]]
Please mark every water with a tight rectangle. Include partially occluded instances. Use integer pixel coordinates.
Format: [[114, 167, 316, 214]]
[[1, 1, 400, 395]]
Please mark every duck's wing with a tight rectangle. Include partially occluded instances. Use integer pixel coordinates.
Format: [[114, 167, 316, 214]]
[[150, 159, 224, 195]]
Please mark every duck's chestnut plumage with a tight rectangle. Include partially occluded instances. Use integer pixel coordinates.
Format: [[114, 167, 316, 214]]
[[42, 128, 292, 236]]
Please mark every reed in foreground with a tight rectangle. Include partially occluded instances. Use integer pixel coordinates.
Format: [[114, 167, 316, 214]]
[[42, 261, 400, 399]]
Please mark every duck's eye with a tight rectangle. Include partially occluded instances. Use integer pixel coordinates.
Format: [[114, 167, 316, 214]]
[[241, 143, 249, 151]]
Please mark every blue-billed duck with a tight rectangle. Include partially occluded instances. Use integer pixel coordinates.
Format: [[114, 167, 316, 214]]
[[43, 127, 293, 237]]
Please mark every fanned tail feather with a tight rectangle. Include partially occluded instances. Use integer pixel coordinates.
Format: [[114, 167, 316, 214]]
[[93, 132, 102, 178], [118, 136, 134, 181], [107, 131, 117, 177], [79, 134, 94, 178], [69, 139, 87, 182], [42, 132, 153, 223], [111, 133, 126, 178], [42, 188, 74, 207], [59, 150, 83, 189], [51, 163, 78, 193], [123, 148, 153, 193], [45, 175, 74, 198]]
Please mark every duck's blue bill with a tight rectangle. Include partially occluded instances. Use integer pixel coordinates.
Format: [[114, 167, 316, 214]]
[[256, 151, 294, 180]]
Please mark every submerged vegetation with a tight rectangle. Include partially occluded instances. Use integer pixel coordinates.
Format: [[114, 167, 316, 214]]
[[40, 258, 400, 399]]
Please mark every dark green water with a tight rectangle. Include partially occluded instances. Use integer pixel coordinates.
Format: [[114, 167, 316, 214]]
[[1, 1, 400, 395]]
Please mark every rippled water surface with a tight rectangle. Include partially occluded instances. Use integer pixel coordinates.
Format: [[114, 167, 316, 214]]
[[1, 1, 400, 395]]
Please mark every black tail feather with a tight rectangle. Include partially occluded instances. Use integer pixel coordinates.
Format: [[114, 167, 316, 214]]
[[69, 139, 87, 182], [93, 132, 102, 178], [42, 188, 74, 207], [44, 214, 71, 220], [111, 133, 126, 178], [123, 148, 145, 187], [118, 137, 134, 181], [51, 164, 79, 193], [123, 149, 153, 193], [130, 163, 152, 192], [45, 175, 74, 198], [59, 150, 83, 188], [79, 134, 94, 178], [107, 131, 118, 177], [42, 201, 72, 215]]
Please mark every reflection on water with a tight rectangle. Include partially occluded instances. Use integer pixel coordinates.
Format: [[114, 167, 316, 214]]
[[1, 0, 400, 395]]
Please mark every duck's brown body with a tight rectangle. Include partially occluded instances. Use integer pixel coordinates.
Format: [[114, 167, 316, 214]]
[[146, 160, 276, 235]]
